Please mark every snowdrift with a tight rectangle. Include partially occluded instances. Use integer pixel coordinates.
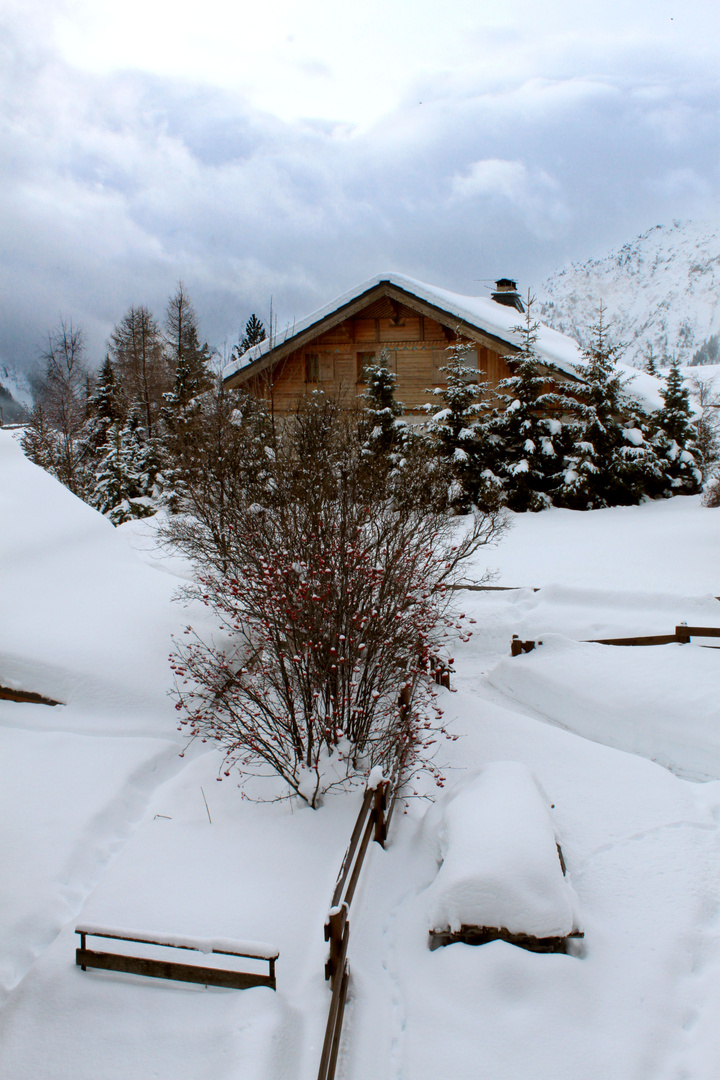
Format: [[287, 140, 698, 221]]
[[488, 635, 720, 781]]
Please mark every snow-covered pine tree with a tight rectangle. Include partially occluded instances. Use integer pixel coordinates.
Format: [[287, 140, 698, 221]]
[[425, 338, 499, 511], [160, 288, 215, 509], [92, 407, 157, 525], [557, 305, 659, 509], [83, 355, 123, 457], [360, 353, 407, 465], [651, 361, 702, 496], [644, 344, 659, 376], [486, 301, 570, 511]]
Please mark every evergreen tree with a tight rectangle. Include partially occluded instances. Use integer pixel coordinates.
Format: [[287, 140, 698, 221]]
[[557, 306, 659, 509], [425, 338, 499, 511], [239, 314, 266, 353], [83, 355, 123, 456], [652, 361, 702, 496], [164, 283, 213, 413], [92, 356, 122, 424], [644, 344, 659, 376], [361, 353, 407, 462], [92, 406, 157, 525], [109, 305, 169, 436], [486, 302, 572, 511]]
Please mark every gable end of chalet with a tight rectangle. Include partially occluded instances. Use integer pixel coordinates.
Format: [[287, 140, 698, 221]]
[[222, 276, 589, 415]]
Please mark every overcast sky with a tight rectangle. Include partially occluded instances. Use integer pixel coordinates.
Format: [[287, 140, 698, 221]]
[[1, 0, 719, 370]]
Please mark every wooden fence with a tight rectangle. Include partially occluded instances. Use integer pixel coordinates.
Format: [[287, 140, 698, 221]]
[[75, 926, 278, 991], [511, 626, 720, 655], [0, 685, 61, 706], [317, 779, 395, 1080]]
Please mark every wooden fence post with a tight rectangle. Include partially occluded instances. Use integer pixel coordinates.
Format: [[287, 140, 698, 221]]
[[372, 780, 389, 847], [324, 904, 348, 986]]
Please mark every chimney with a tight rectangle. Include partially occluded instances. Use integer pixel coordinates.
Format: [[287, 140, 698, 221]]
[[491, 279, 524, 313]]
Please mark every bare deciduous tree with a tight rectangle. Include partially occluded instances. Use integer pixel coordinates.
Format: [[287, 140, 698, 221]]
[[29, 318, 90, 494], [109, 305, 169, 436]]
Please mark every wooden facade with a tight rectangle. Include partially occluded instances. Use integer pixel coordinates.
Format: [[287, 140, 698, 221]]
[[223, 280, 528, 410], [223, 282, 533, 413]]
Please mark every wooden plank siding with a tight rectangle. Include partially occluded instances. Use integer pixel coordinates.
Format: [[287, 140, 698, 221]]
[[227, 283, 584, 415], [236, 304, 516, 413]]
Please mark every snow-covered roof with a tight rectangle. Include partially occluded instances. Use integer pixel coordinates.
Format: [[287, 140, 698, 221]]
[[222, 272, 665, 412]]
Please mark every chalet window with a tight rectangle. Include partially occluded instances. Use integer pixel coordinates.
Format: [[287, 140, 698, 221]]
[[357, 351, 376, 383], [305, 353, 320, 382]]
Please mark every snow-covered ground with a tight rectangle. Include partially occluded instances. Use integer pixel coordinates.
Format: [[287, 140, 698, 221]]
[[2, 427, 720, 1079]]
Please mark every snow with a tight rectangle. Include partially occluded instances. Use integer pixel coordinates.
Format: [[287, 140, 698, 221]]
[[3, 426, 720, 1079], [423, 762, 579, 938], [0, 362, 32, 410], [221, 272, 665, 412], [366, 765, 386, 790], [539, 219, 720, 368], [75, 926, 279, 958], [488, 636, 720, 782]]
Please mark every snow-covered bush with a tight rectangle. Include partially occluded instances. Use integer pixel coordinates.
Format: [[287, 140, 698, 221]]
[[169, 393, 506, 807]]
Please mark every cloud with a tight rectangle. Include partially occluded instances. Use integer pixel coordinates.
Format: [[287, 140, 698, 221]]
[[1, 3, 719, 371]]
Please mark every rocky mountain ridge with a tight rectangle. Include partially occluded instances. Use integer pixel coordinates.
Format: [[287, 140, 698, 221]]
[[538, 220, 720, 369]]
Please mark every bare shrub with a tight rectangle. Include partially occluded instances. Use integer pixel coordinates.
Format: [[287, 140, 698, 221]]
[[167, 392, 506, 806]]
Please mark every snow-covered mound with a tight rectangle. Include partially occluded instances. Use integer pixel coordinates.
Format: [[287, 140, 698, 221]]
[[488, 636, 720, 783], [539, 219, 720, 368], [0, 429, 185, 734], [424, 762, 579, 939]]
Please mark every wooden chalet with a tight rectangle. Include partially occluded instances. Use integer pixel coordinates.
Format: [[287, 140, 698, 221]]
[[222, 274, 661, 415]]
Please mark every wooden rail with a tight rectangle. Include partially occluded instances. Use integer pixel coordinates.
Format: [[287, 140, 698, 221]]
[[0, 685, 62, 706], [429, 654, 453, 689], [511, 626, 720, 655], [317, 779, 394, 1080], [429, 924, 584, 953], [75, 926, 277, 990], [590, 626, 720, 647], [447, 584, 540, 593]]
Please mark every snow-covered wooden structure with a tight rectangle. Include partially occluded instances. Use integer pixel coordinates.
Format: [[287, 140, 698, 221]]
[[424, 762, 582, 954], [221, 274, 663, 415]]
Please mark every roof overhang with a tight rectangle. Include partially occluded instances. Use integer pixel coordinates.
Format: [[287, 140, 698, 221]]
[[223, 279, 545, 389]]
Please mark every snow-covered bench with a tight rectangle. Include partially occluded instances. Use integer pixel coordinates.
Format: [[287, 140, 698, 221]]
[[75, 925, 278, 990], [425, 762, 582, 954]]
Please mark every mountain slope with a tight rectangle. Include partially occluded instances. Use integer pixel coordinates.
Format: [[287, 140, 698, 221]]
[[0, 363, 32, 423], [538, 220, 720, 368]]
